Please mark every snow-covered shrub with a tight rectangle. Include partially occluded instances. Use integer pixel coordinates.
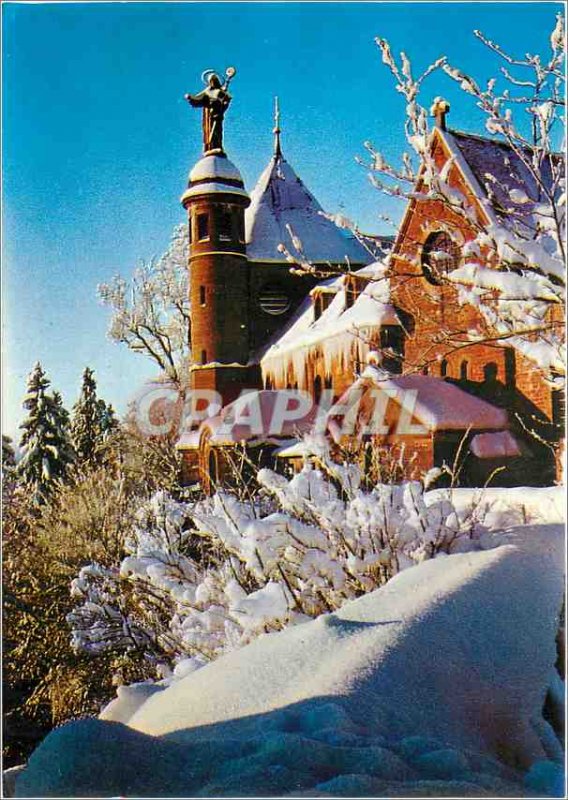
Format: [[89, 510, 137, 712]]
[[68, 457, 465, 677]]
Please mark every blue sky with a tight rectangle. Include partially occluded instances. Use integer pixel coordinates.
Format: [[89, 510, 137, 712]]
[[2, 1, 561, 440]]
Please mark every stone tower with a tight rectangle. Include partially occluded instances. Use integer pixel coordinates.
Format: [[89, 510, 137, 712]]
[[182, 69, 260, 404]]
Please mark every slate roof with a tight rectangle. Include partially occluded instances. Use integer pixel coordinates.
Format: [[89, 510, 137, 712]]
[[444, 129, 563, 236]]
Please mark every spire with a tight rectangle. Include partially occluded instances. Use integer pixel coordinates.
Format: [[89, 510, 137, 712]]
[[273, 96, 283, 159]]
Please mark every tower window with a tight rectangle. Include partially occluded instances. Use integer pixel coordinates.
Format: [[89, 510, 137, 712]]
[[201, 349, 207, 365], [460, 360, 469, 381], [218, 208, 232, 241], [237, 215, 245, 244], [421, 231, 461, 285], [197, 213, 209, 241], [199, 286, 206, 306]]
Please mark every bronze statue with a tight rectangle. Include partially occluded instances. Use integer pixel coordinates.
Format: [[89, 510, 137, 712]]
[[185, 67, 236, 155]]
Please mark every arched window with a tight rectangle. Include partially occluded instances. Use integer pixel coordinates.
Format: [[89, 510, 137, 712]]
[[314, 375, 323, 404], [201, 349, 207, 365], [440, 359, 448, 378], [483, 362, 498, 382], [208, 450, 218, 485], [460, 360, 469, 381], [421, 231, 461, 285], [199, 286, 206, 306]]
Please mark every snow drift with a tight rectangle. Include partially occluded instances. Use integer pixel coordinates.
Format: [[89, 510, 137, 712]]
[[17, 520, 564, 798]]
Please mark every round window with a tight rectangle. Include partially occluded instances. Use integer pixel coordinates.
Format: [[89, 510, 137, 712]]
[[259, 285, 291, 316], [421, 232, 460, 285]]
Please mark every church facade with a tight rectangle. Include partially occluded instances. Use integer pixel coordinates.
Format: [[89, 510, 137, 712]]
[[176, 77, 563, 491]]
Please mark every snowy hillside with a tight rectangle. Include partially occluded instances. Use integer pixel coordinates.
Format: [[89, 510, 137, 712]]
[[16, 489, 565, 798]]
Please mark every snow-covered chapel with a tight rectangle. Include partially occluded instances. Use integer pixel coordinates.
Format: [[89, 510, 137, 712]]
[[177, 84, 563, 491]]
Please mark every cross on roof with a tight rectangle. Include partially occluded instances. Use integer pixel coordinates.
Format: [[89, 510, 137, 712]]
[[430, 97, 450, 131]]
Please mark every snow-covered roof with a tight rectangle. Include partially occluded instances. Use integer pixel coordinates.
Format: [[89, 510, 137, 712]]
[[263, 266, 396, 356], [189, 154, 244, 184], [340, 367, 509, 432], [469, 430, 521, 459], [203, 390, 318, 445], [181, 153, 249, 205], [245, 155, 370, 264]]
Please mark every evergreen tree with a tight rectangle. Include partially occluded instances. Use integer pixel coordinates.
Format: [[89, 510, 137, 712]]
[[17, 363, 74, 501], [2, 434, 16, 472], [71, 368, 118, 466], [2, 434, 17, 502]]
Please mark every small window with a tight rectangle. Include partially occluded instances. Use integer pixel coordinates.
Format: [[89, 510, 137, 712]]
[[218, 208, 232, 241], [345, 279, 356, 309], [484, 362, 498, 382], [314, 295, 323, 321], [505, 349, 516, 388], [314, 375, 323, 404], [324, 375, 332, 390], [440, 359, 448, 378], [422, 365, 429, 375], [380, 326, 404, 374], [199, 286, 206, 306], [552, 384, 565, 430], [460, 360, 469, 381], [237, 215, 245, 244], [197, 213, 209, 241], [421, 231, 460, 285], [201, 349, 207, 365]]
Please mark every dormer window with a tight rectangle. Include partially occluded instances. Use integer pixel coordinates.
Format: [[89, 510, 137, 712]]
[[345, 278, 357, 309], [421, 231, 460, 285], [314, 295, 323, 321]]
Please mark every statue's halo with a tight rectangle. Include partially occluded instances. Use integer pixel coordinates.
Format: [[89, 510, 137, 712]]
[[201, 69, 219, 85]]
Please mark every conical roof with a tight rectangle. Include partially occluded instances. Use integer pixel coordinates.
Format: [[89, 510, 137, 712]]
[[245, 154, 370, 265]]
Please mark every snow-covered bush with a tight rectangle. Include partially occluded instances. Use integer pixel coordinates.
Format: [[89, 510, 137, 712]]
[[68, 456, 466, 678]]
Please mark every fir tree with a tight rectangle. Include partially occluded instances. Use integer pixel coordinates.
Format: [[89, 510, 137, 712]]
[[17, 363, 74, 501], [2, 434, 17, 502], [71, 368, 118, 466], [2, 434, 16, 472]]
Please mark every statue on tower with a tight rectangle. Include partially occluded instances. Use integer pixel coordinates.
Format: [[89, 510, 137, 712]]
[[185, 67, 236, 155]]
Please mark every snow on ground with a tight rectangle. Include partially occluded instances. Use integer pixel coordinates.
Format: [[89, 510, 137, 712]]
[[16, 489, 565, 798]]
